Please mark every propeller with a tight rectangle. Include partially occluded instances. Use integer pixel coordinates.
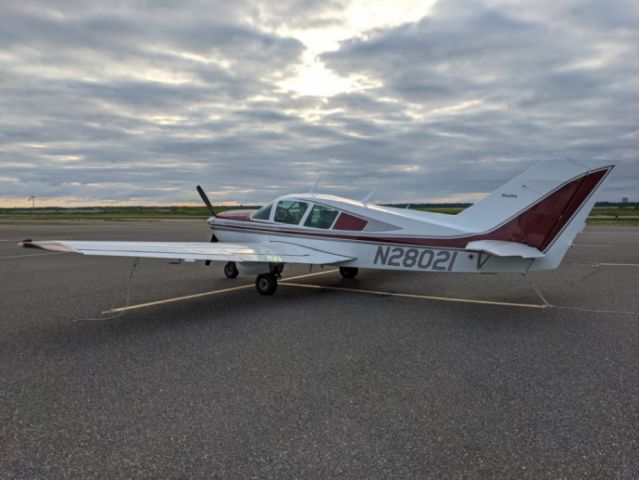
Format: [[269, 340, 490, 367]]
[[197, 186, 218, 265], [196, 185, 217, 217]]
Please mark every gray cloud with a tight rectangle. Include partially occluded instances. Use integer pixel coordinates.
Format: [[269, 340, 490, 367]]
[[320, 0, 639, 200], [0, 0, 637, 206]]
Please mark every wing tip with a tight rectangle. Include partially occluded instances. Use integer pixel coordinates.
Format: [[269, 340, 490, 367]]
[[19, 239, 35, 248], [18, 240, 79, 253]]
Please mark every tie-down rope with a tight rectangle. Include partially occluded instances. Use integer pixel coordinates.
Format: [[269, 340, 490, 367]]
[[71, 257, 139, 323]]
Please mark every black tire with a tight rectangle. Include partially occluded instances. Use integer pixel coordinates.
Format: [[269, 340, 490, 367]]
[[224, 262, 239, 279], [255, 273, 278, 295], [339, 266, 359, 279]]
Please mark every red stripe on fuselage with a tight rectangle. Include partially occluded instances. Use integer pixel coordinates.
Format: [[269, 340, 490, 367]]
[[210, 167, 611, 250], [216, 209, 255, 221]]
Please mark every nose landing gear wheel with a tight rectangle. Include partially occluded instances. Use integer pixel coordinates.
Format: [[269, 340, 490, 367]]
[[224, 262, 239, 279], [256, 273, 278, 295], [339, 266, 359, 279]]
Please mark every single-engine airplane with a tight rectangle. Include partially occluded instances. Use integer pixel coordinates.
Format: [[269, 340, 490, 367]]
[[21, 159, 614, 295]]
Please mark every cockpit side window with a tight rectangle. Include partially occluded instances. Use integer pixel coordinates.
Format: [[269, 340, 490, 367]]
[[304, 204, 339, 229], [274, 200, 309, 225], [252, 203, 272, 220]]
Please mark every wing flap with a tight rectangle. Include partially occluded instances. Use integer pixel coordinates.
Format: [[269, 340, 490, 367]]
[[465, 240, 544, 259], [19, 240, 354, 265]]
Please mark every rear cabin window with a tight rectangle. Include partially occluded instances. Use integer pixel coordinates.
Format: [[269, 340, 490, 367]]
[[252, 203, 272, 220], [274, 200, 309, 225], [304, 204, 339, 229], [333, 212, 368, 231]]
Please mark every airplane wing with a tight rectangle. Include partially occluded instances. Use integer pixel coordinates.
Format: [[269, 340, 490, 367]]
[[19, 240, 354, 265], [465, 240, 544, 259]]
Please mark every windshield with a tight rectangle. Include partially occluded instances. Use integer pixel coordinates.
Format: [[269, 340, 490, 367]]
[[252, 203, 272, 220]]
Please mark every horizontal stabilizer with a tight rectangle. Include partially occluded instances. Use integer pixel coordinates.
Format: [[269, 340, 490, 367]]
[[465, 240, 544, 259]]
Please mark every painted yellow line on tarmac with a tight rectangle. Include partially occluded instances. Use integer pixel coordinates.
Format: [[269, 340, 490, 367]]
[[574, 244, 614, 247], [573, 262, 639, 268], [102, 269, 338, 314], [280, 282, 548, 309], [0, 252, 63, 260], [599, 262, 639, 267], [575, 262, 639, 268], [587, 231, 639, 236]]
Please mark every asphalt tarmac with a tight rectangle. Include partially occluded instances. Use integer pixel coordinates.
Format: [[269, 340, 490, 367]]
[[1, 221, 638, 479]]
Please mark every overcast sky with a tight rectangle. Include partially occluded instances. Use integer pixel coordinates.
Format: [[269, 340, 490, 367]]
[[1, 0, 637, 206]]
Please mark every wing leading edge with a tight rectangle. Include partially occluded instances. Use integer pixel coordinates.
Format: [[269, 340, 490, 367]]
[[19, 240, 354, 265]]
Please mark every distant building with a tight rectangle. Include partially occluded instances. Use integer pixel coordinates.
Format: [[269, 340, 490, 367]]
[[622, 197, 629, 203]]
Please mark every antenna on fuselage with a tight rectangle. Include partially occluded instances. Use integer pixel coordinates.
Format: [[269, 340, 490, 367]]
[[309, 177, 321, 195], [362, 188, 376, 206]]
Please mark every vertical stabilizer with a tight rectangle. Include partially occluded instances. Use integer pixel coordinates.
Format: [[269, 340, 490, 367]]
[[457, 159, 614, 269]]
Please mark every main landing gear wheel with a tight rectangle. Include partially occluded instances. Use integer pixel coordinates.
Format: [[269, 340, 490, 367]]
[[224, 261, 239, 279], [255, 273, 278, 295], [339, 266, 359, 279]]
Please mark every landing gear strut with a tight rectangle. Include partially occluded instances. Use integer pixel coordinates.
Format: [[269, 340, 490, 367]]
[[224, 261, 239, 279], [205, 233, 218, 266], [255, 273, 278, 295], [339, 266, 359, 279]]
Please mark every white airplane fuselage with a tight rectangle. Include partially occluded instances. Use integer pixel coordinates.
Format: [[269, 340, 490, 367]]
[[209, 160, 613, 275], [212, 205, 480, 273]]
